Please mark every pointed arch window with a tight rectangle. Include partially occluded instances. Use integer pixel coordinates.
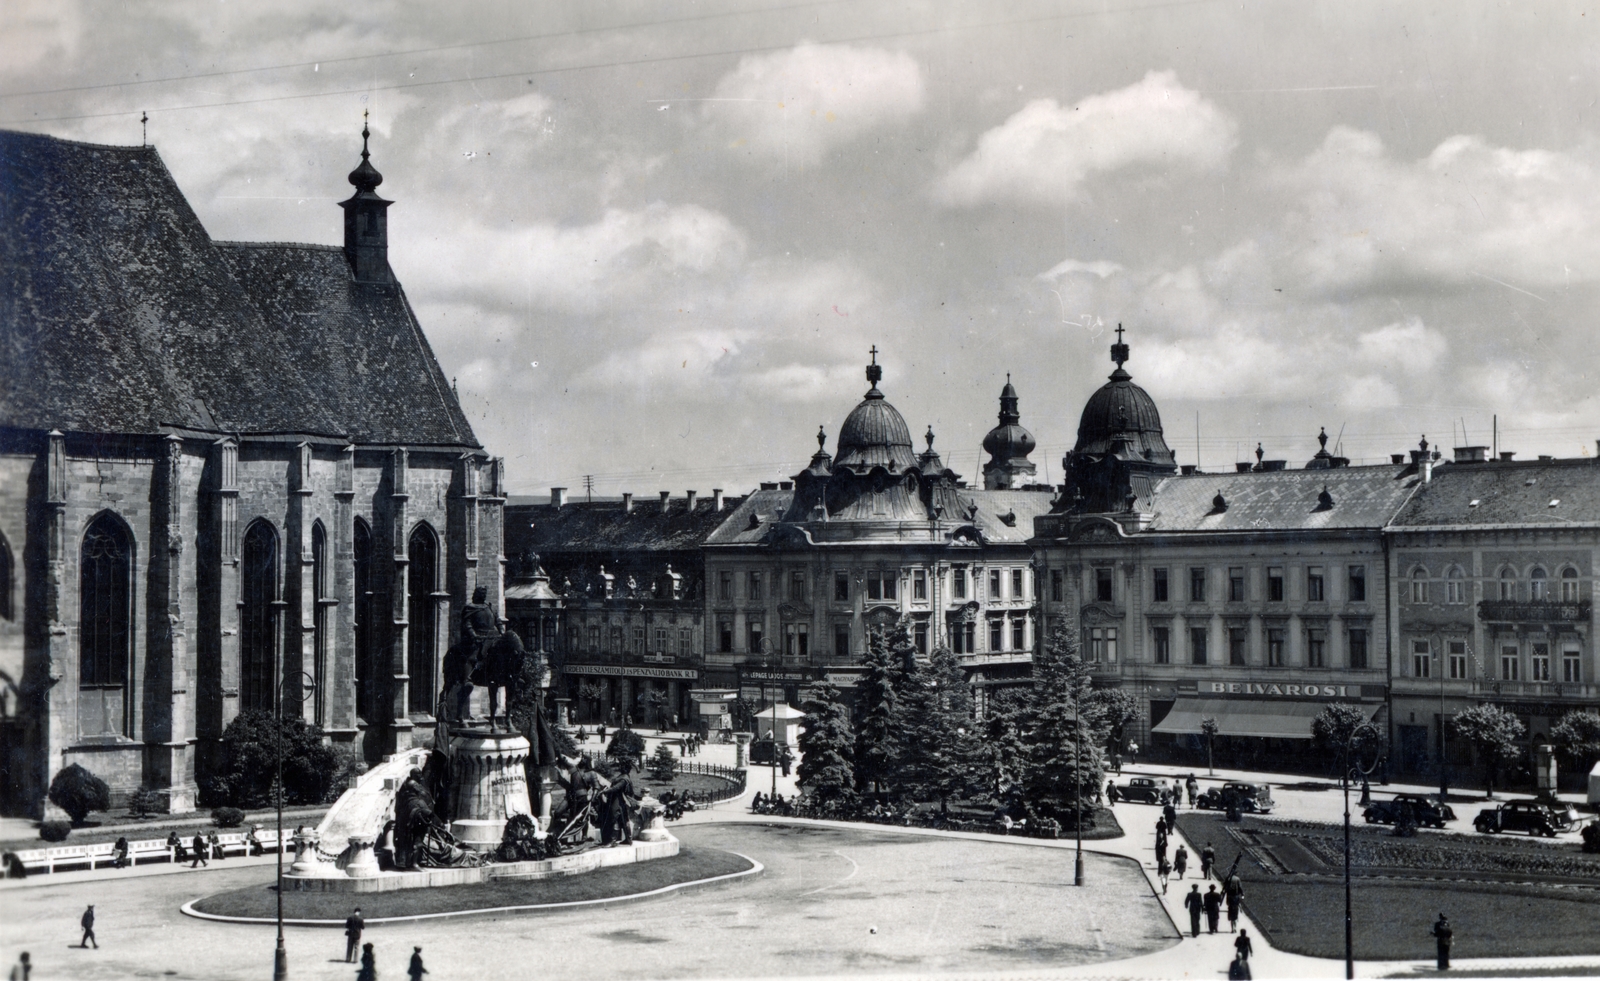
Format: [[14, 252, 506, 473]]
[[311, 522, 329, 727], [241, 520, 280, 712], [79, 513, 132, 736], [354, 519, 374, 723], [407, 524, 439, 714], [0, 531, 13, 621]]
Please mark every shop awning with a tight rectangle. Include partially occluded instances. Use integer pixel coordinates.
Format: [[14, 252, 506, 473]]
[[1152, 698, 1375, 740]]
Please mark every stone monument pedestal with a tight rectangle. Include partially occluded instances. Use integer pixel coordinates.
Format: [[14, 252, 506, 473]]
[[344, 835, 382, 878], [448, 727, 533, 853]]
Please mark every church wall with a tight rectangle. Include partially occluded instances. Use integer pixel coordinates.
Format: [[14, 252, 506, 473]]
[[0, 453, 35, 815]]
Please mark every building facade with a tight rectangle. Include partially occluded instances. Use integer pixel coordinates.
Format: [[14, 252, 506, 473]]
[[1031, 336, 1416, 768], [0, 128, 501, 816], [1387, 453, 1600, 781], [700, 359, 1052, 712]]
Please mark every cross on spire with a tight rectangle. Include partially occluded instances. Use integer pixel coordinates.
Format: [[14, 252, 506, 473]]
[[1115, 324, 1125, 344], [361, 109, 371, 160], [1110, 323, 1130, 371], [869, 344, 879, 365], [864, 345, 883, 392]]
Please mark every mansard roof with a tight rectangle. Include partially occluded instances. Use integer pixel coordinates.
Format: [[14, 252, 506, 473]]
[[704, 489, 795, 546], [1143, 464, 1419, 533], [1387, 458, 1600, 529], [507, 498, 742, 555], [0, 129, 478, 447]]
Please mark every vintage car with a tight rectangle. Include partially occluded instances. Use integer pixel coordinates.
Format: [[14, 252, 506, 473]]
[[1473, 799, 1578, 837], [1363, 793, 1456, 829], [1195, 782, 1275, 814], [1107, 777, 1172, 805]]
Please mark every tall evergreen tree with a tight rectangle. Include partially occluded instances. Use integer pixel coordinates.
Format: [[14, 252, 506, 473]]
[[797, 681, 856, 805], [853, 627, 902, 795], [898, 644, 980, 812], [1017, 615, 1105, 825]]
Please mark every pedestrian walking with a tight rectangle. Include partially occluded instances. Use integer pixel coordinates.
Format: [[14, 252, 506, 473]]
[[1223, 873, 1244, 932], [407, 946, 428, 981], [1186, 773, 1199, 807], [1156, 854, 1171, 894], [1235, 928, 1254, 961], [1183, 885, 1203, 937], [1163, 801, 1178, 830], [79, 904, 97, 948], [1228, 955, 1252, 980], [1431, 913, 1453, 970], [1203, 883, 1222, 934], [1201, 842, 1216, 880], [8, 951, 29, 981], [344, 907, 365, 963], [190, 831, 208, 867], [356, 942, 377, 981], [1155, 832, 1168, 865], [1174, 844, 1188, 879]]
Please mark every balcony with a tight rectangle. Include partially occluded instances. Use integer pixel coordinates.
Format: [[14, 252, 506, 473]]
[[1477, 600, 1591, 623], [1391, 676, 1600, 700]]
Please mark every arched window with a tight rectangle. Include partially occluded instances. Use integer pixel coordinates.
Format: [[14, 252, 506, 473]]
[[353, 519, 374, 723], [1562, 567, 1581, 603], [407, 524, 439, 714], [1530, 567, 1548, 601], [1446, 566, 1466, 605], [79, 513, 132, 736], [311, 522, 328, 727], [0, 531, 13, 621], [241, 520, 280, 712], [1499, 567, 1517, 601], [1409, 567, 1428, 604]]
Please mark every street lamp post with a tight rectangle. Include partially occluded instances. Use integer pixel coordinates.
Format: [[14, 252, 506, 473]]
[[273, 671, 316, 981], [1074, 683, 1085, 887], [1341, 720, 1382, 980]]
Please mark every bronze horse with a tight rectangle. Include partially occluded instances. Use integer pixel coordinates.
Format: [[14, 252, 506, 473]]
[[440, 628, 524, 729]]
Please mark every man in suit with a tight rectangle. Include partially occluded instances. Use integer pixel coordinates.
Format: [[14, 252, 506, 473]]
[[1183, 885, 1204, 937], [78, 905, 97, 949], [344, 908, 364, 963], [190, 833, 208, 868], [1203, 883, 1223, 934], [1432, 913, 1453, 970]]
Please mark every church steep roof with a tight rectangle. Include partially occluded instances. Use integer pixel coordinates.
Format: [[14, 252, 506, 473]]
[[0, 129, 478, 447]]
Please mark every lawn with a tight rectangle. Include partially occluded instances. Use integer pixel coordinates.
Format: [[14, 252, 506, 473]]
[[188, 843, 755, 921], [1175, 811, 1600, 960]]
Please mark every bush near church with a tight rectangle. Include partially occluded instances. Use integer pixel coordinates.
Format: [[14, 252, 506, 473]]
[[39, 820, 71, 842], [607, 727, 646, 765], [48, 763, 111, 824], [648, 743, 679, 782], [211, 807, 246, 828], [202, 710, 343, 808]]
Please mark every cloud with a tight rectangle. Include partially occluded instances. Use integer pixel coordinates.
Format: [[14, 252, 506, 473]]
[[704, 42, 924, 165], [0, 0, 80, 75], [1355, 318, 1448, 371], [1037, 258, 1124, 280], [1278, 127, 1600, 290], [936, 70, 1237, 207]]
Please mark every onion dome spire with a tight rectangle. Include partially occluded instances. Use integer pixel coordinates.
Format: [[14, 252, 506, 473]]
[[348, 110, 384, 193]]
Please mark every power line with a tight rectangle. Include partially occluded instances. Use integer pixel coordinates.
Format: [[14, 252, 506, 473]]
[[0, 0, 1231, 127], [0, 0, 853, 100]]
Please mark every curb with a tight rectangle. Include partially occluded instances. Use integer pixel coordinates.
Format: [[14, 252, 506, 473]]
[[178, 852, 763, 926]]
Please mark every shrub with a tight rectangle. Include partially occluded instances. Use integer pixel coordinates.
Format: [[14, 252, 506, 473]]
[[648, 744, 678, 782], [39, 820, 71, 842], [606, 727, 646, 764], [204, 710, 342, 808], [211, 806, 245, 828], [48, 764, 110, 824], [126, 788, 164, 818]]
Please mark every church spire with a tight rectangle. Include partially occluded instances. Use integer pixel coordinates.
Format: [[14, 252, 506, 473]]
[[340, 111, 393, 284], [1109, 323, 1131, 381]]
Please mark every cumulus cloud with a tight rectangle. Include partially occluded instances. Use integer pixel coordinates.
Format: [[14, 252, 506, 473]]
[[1355, 318, 1448, 371], [0, 0, 81, 75], [1278, 127, 1600, 290], [936, 71, 1237, 207], [705, 42, 924, 164], [1037, 258, 1124, 280]]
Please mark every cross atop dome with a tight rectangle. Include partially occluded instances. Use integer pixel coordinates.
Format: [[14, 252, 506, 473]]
[[1110, 323, 1130, 371], [864, 345, 883, 396]]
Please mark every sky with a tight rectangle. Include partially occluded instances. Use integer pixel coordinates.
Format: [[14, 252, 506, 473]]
[[5, 0, 1600, 497]]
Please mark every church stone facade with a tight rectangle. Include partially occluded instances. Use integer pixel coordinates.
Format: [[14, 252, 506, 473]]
[[0, 127, 502, 816]]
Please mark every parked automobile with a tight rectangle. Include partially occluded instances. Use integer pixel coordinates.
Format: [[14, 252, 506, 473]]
[[1195, 782, 1276, 814], [1107, 777, 1172, 805], [1473, 799, 1574, 837], [1363, 793, 1456, 829]]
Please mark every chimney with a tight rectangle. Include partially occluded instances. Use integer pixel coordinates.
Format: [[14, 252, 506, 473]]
[[1391, 454, 1405, 465], [1539, 454, 1555, 461], [622, 492, 633, 513], [1236, 462, 1253, 473], [1455, 446, 1489, 463], [1180, 465, 1197, 475], [1422, 457, 1433, 484], [712, 488, 724, 511], [1500, 452, 1516, 462], [685, 490, 698, 511], [551, 487, 566, 508], [659, 490, 671, 513]]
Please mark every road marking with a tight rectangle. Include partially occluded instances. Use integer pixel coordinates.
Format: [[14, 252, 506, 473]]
[[799, 850, 859, 897]]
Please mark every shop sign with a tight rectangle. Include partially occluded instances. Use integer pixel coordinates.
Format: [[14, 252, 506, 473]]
[[1208, 681, 1350, 698], [562, 664, 699, 680], [739, 668, 816, 683]]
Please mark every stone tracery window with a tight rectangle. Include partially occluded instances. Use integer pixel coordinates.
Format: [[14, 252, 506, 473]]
[[80, 513, 133, 735]]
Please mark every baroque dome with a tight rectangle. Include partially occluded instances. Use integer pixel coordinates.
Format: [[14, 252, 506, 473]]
[[1074, 333, 1167, 457], [834, 358, 917, 472]]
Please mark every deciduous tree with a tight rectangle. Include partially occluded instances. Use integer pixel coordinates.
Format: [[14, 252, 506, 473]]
[[1452, 704, 1527, 798]]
